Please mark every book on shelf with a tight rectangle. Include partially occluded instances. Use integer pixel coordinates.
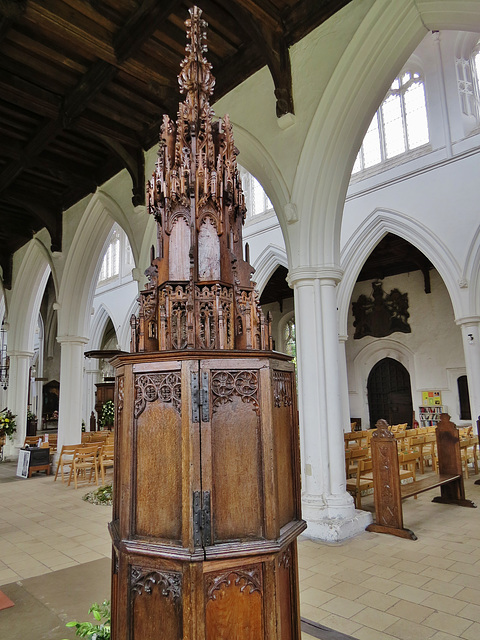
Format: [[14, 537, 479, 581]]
[[418, 405, 446, 426]]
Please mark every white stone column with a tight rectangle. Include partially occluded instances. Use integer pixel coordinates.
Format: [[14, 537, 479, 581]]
[[288, 267, 372, 541], [6, 350, 33, 454], [338, 335, 352, 433], [57, 335, 89, 448], [457, 317, 480, 425]]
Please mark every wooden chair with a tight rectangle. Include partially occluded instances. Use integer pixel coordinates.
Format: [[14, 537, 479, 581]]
[[399, 450, 418, 495], [24, 436, 40, 447], [89, 432, 109, 443], [46, 434, 58, 452], [346, 457, 374, 509], [422, 433, 438, 472], [406, 435, 426, 473], [460, 436, 478, 478], [346, 446, 370, 478], [344, 448, 352, 478], [99, 443, 115, 484], [54, 444, 79, 483], [68, 443, 101, 489]]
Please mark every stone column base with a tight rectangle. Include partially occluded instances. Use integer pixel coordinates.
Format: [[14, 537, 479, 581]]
[[302, 509, 373, 543]]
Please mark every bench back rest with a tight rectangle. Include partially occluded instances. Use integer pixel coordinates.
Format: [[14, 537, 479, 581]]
[[370, 419, 404, 530], [436, 414, 462, 477]]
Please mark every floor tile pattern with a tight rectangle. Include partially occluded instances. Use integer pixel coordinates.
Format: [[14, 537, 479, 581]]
[[0, 460, 479, 639]]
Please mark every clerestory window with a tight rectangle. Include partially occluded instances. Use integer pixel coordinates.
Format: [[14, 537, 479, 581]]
[[352, 71, 429, 174], [239, 167, 273, 218], [98, 229, 120, 284]]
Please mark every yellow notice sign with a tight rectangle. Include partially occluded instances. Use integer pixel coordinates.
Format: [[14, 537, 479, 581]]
[[422, 391, 442, 406]]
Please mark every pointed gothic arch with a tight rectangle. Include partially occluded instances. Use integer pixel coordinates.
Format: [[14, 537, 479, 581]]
[[291, 2, 480, 270], [89, 304, 118, 352], [8, 240, 52, 353], [463, 224, 480, 316], [337, 209, 463, 336], [57, 191, 138, 340], [251, 244, 288, 295], [351, 338, 417, 430]]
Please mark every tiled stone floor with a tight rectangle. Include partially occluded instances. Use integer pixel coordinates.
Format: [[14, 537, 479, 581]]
[[1, 459, 479, 639]]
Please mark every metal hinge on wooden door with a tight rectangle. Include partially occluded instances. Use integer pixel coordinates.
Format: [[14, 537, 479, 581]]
[[191, 370, 209, 423], [193, 490, 212, 547]]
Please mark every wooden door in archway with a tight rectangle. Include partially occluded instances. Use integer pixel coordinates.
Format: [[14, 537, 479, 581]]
[[367, 357, 413, 428]]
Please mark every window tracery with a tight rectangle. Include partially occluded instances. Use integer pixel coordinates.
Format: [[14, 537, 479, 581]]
[[98, 229, 120, 284], [352, 70, 429, 175]]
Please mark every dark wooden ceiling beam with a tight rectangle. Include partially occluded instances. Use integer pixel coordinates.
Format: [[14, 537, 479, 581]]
[[0, 67, 61, 119], [284, 0, 353, 44], [0, 0, 352, 271], [231, 0, 281, 30], [0, 15, 13, 41], [114, 0, 180, 64], [0, 0, 182, 206], [61, 61, 118, 126], [0, 137, 99, 183], [0, 189, 63, 287], [0, 0, 27, 21], [99, 136, 145, 206], [0, 118, 60, 192], [219, 2, 294, 116], [26, 0, 116, 62]]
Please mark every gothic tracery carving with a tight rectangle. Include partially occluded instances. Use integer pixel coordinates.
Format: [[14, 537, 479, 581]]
[[211, 370, 259, 415], [131, 567, 182, 601], [278, 546, 292, 570], [205, 567, 262, 602], [134, 372, 182, 418], [273, 371, 293, 408]]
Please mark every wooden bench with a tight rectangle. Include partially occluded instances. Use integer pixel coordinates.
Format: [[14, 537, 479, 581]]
[[366, 414, 476, 540]]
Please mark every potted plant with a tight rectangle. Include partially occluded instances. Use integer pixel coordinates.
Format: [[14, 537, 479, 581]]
[[63, 600, 110, 639], [0, 408, 16, 441]]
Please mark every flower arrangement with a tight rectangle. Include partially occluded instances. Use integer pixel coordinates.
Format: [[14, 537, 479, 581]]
[[83, 484, 113, 506], [27, 410, 37, 422], [99, 400, 114, 429], [0, 408, 16, 440]]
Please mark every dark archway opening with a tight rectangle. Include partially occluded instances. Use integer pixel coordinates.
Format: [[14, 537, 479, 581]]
[[367, 357, 413, 427]]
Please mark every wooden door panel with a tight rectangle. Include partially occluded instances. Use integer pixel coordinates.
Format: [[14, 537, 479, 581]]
[[205, 566, 264, 640], [131, 568, 183, 640], [274, 371, 296, 528], [210, 391, 263, 541], [134, 371, 183, 541]]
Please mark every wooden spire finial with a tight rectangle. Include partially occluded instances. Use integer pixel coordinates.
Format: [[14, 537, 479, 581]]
[[178, 6, 215, 124], [131, 6, 270, 354]]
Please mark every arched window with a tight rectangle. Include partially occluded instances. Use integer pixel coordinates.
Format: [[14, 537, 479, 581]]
[[457, 375, 471, 421], [456, 40, 480, 119], [238, 167, 273, 218], [98, 229, 120, 284], [283, 317, 296, 365], [352, 71, 429, 174]]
